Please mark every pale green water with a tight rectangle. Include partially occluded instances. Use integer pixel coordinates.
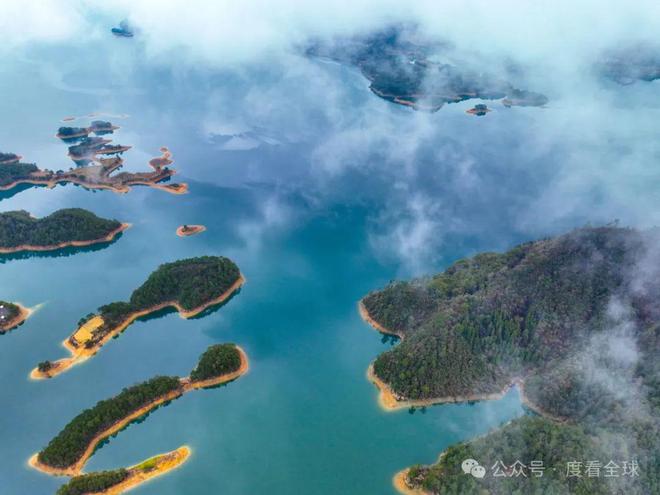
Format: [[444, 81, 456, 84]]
[[1, 29, 658, 495]]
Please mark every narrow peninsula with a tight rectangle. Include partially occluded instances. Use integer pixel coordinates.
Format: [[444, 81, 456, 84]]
[[0, 209, 128, 254], [360, 226, 660, 494], [32, 256, 244, 379], [0, 301, 31, 333], [56, 446, 190, 495], [31, 343, 248, 476]]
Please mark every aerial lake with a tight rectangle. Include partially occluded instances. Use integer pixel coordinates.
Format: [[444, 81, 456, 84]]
[[1, 30, 656, 495]]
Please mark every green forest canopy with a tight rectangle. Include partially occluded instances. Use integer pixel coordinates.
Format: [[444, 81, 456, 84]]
[[38, 376, 182, 469], [0, 162, 38, 186], [85, 256, 241, 347], [56, 469, 129, 495], [190, 343, 241, 382], [38, 342, 243, 470], [362, 227, 660, 494], [0, 209, 122, 248]]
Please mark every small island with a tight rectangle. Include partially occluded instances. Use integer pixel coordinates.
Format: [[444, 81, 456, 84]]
[[176, 224, 206, 237], [466, 103, 491, 116], [32, 256, 245, 379], [56, 446, 190, 495], [56, 127, 91, 141], [31, 344, 247, 476], [111, 20, 134, 38], [0, 301, 31, 333], [0, 209, 129, 254], [361, 226, 660, 494]]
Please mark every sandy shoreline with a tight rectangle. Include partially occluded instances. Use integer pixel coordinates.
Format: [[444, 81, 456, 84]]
[[366, 363, 521, 412], [183, 346, 250, 391], [29, 348, 247, 476], [357, 300, 405, 339], [0, 303, 32, 333], [0, 175, 182, 195], [359, 298, 563, 419], [393, 469, 429, 495], [0, 223, 130, 254], [31, 274, 246, 379], [103, 446, 190, 495], [176, 225, 206, 237], [361, 297, 569, 494]]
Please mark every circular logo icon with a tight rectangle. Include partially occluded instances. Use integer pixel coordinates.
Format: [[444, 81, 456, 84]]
[[462, 459, 479, 474], [471, 465, 486, 478]]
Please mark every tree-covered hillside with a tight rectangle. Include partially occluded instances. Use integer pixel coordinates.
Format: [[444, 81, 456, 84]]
[[364, 226, 651, 400], [363, 227, 660, 494], [0, 162, 38, 186], [190, 343, 242, 382], [79, 256, 241, 348], [56, 469, 128, 495], [38, 376, 182, 469], [0, 209, 122, 249]]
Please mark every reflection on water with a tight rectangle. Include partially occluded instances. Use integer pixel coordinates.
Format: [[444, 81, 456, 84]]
[[0, 183, 40, 202], [0, 233, 126, 264]]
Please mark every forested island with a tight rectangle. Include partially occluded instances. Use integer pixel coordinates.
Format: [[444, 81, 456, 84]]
[[361, 226, 659, 494], [56, 447, 190, 495], [0, 301, 31, 333], [32, 343, 247, 475], [309, 26, 548, 112], [0, 209, 128, 254], [32, 257, 244, 379]]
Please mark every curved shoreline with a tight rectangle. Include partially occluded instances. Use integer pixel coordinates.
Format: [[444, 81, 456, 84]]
[[30, 274, 246, 379], [176, 225, 206, 237], [367, 363, 522, 412], [0, 223, 130, 254], [359, 299, 563, 418], [358, 300, 405, 339], [102, 446, 190, 495], [29, 347, 248, 476], [0, 303, 32, 333]]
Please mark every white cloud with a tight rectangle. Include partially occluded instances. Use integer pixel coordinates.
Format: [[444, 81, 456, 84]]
[[0, 0, 88, 50]]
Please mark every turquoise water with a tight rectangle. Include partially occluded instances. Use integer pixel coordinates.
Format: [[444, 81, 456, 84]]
[[1, 34, 657, 495]]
